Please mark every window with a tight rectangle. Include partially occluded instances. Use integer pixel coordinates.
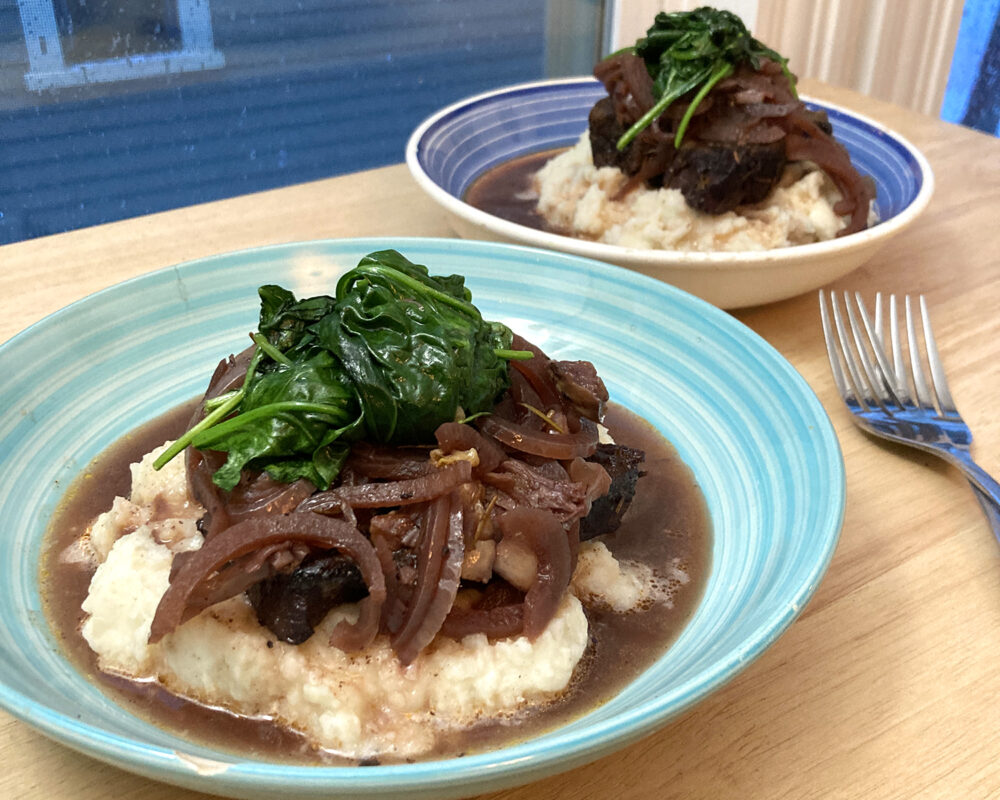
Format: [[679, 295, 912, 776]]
[[18, 0, 223, 90], [1, 1, 606, 244]]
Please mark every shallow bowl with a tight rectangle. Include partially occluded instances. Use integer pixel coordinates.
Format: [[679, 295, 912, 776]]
[[405, 77, 934, 309], [0, 238, 844, 798]]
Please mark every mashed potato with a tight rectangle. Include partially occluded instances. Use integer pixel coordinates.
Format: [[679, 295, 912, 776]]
[[535, 134, 856, 251], [79, 443, 656, 760]]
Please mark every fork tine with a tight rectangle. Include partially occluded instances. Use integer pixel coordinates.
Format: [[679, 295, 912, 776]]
[[904, 295, 936, 410], [886, 294, 914, 405], [919, 295, 959, 416], [819, 290, 856, 404], [820, 290, 869, 408], [828, 291, 880, 409], [843, 293, 891, 410], [853, 292, 905, 409]]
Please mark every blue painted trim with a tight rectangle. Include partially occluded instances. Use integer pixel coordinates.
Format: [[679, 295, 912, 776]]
[[941, 0, 1000, 125]]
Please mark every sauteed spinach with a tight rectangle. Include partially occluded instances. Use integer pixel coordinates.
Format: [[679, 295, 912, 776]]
[[613, 6, 795, 150], [155, 250, 526, 490]]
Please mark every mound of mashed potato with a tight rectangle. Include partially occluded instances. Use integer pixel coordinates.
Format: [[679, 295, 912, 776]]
[[535, 134, 861, 251], [77, 442, 658, 761]]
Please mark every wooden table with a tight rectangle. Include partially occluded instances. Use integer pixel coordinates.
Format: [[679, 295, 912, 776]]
[[3, 80, 999, 800]]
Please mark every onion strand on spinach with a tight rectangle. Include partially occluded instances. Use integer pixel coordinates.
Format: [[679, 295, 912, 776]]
[[155, 250, 527, 491], [613, 6, 796, 150]]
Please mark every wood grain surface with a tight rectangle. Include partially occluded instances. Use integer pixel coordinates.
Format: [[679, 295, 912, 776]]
[[2, 79, 999, 800]]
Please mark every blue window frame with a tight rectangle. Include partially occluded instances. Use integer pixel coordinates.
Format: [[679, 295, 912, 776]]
[[941, 0, 1000, 136], [17, 0, 223, 91]]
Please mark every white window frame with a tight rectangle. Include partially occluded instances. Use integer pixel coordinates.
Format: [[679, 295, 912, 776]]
[[17, 0, 224, 91]]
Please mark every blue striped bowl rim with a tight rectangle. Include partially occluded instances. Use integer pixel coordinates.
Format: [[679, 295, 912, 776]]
[[406, 77, 934, 266], [0, 238, 844, 798]]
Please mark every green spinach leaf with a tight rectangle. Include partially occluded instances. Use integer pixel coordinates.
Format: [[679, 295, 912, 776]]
[[157, 250, 522, 491], [612, 6, 795, 150], [191, 351, 361, 490], [319, 249, 514, 443]]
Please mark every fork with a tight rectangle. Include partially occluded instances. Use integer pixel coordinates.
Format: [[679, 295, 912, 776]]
[[819, 290, 1000, 542]]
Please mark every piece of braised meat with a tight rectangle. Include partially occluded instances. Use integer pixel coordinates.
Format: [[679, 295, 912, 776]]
[[665, 141, 787, 213], [579, 443, 646, 540], [590, 97, 652, 178], [248, 552, 368, 644], [591, 95, 787, 213], [590, 52, 874, 232]]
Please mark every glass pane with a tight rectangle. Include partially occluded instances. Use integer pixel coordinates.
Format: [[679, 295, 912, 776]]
[[55, 0, 183, 64], [1, 0, 605, 244]]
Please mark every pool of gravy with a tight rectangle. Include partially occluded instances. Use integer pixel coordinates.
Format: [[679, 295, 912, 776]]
[[42, 400, 711, 765], [463, 147, 568, 233]]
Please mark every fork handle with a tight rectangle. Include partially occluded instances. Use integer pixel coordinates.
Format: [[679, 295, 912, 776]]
[[972, 486, 1000, 544], [947, 451, 1000, 544]]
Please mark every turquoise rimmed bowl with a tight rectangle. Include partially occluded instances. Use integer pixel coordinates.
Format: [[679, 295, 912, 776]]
[[0, 238, 844, 798]]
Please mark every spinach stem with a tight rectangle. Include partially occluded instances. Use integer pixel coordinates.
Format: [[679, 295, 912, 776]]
[[152, 346, 265, 470], [494, 348, 534, 361], [456, 410, 491, 424], [192, 400, 353, 447], [152, 391, 244, 469], [251, 332, 292, 366], [673, 61, 734, 147], [616, 69, 708, 151], [203, 390, 239, 412], [349, 264, 478, 318]]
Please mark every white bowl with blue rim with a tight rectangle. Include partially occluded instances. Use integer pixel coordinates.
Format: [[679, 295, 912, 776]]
[[405, 77, 934, 309], [0, 238, 844, 798]]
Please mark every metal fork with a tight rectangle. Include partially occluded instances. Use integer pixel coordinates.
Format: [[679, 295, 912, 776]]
[[819, 290, 1000, 542]]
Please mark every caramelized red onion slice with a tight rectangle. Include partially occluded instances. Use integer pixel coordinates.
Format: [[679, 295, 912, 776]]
[[440, 602, 524, 639], [148, 512, 385, 652], [346, 442, 434, 480], [479, 415, 599, 461], [172, 540, 309, 624], [391, 492, 466, 665], [594, 52, 656, 122], [299, 461, 473, 512], [371, 531, 408, 634], [499, 507, 572, 639], [781, 109, 875, 236], [227, 474, 316, 518], [509, 334, 562, 409], [186, 447, 230, 538], [507, 370, 555, 432], [434, 422, 506, 476], [441, 508, 572, 642], [549, 360, 609, 423], [185, 345, 283, 540], [567, 457, 613, 513]]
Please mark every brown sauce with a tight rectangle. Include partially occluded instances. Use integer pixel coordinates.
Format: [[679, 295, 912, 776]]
[[41, 400, 710, 764], [464, 148, 567, 233]]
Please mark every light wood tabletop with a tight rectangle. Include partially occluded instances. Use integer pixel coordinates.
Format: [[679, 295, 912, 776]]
[[2, 79, 999, 800]]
